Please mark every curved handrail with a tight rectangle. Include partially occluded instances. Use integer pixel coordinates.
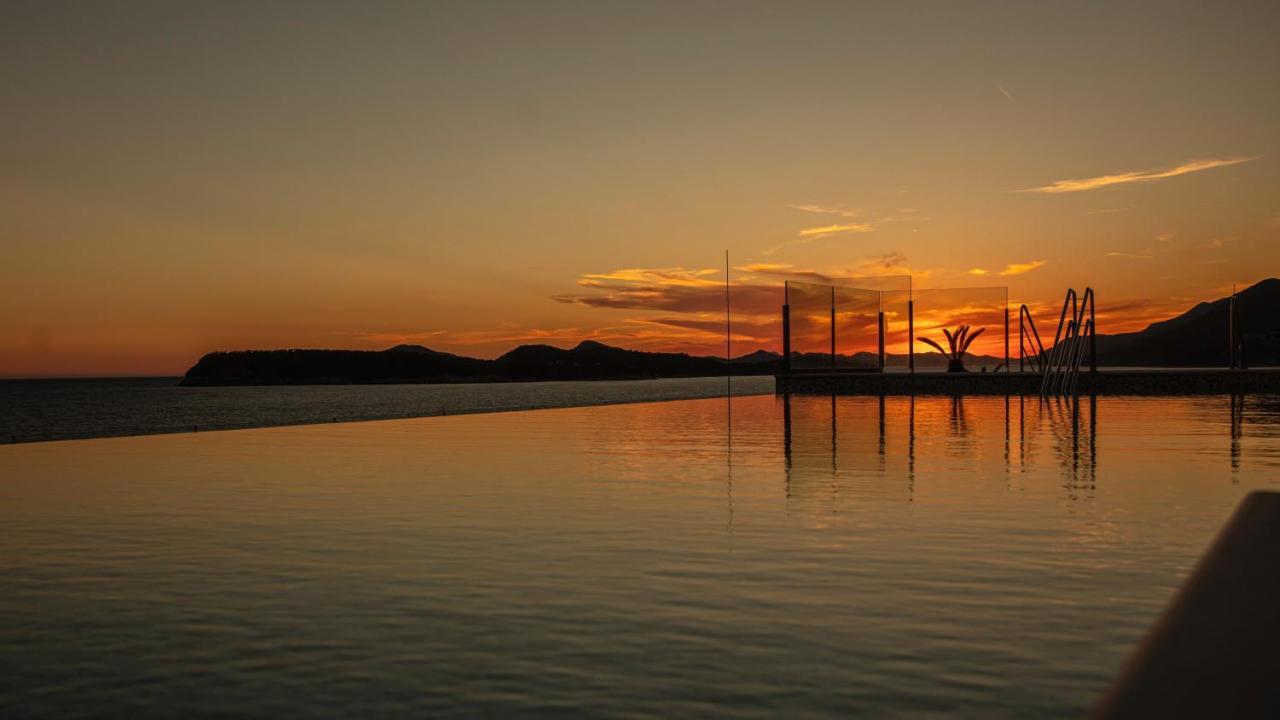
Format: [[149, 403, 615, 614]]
[[1019, 304, 1046, 372], [1041, 289, 1077, 395], [1041, 287, 1098, 397], [1079, 287, 1096, 374]]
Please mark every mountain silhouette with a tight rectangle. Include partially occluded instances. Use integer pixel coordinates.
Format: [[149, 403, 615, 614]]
[[180, 341, 778, 386], [179, 279, 1278, 385], [1092, 278, 1280, 366]]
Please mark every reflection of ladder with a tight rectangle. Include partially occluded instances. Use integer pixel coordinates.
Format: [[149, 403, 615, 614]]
[[1040, 288, 1096, 397]]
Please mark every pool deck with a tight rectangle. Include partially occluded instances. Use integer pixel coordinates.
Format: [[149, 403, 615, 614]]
[[1094, 491, 1280, 718], [775, 368, 1280, 395]]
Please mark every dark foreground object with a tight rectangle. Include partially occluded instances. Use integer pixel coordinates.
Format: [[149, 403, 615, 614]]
[[775, 368, 1280, 395], [1094, 491, 1280, 719]]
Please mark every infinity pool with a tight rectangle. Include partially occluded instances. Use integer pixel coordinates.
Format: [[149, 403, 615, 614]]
[[3, 394, 1278, 717]]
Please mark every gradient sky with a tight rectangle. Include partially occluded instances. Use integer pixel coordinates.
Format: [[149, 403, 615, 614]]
[[2, 0, 1277, 376]]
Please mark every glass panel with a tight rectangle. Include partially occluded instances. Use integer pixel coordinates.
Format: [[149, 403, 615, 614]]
[[786, 281, 834, 369], [910, 287, 1009, 373], [833, 286, 882, 369]]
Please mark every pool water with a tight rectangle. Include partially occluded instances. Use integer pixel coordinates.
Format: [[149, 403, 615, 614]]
[[2, 393, 1278, 718]]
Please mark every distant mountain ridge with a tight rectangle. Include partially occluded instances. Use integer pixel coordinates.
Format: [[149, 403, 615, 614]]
[[180, 279, 1279, 385], [1092, 278, 1280, 366], [180, 340, 780, 386]]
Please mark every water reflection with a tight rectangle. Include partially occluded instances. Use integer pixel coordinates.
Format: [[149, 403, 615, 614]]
[[1230, 393, 1243, 476], [6, 391, 1280, 718], [774, 392, 1273, 504]]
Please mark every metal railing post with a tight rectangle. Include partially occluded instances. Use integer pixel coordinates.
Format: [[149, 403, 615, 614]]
[[830, 286, 836, 369], [782, 303, 791, 373], [1019, 318, 1024, 373], [878, 311, 885, 371], [908, 299, 915, 374], [1229, 292, 1237, 369], [1004, 304, 1010, 373], [1088, 288, 1097, 373]]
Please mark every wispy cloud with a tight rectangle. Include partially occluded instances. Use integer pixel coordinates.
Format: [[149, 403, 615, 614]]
[[579, 267, 721, 288], [797, 222, 875, 238], [788, 203, 860, 218], [1018, 156, 1258, 194], [766, 203, 927, 254], [1084, 207, 1129, 215], [1106, 251, 1155, 259], [966, 261, 1046, 277], [998, 260, 1047, 276]]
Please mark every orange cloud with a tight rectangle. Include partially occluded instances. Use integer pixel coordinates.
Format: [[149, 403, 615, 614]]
[[998, 260, 1047, 276], [1019, 156, 1257, 193], [797, 222, 874, 237]]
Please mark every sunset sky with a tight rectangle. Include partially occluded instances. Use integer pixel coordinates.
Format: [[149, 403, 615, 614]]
[[2, 1, 1277, 376]]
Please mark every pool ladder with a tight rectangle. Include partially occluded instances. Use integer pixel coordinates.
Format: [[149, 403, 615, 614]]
[[1039, 288, 1096, 397]]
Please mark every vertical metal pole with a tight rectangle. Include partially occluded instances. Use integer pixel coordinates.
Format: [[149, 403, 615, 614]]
[[830, 286, 836, 369], [783, 282, 791, 373], [725, 250, 731, 402], [878, 311, 886, 371], [1228, 290, 1236, 369], [782, 304, 791, 373], [1019, 317, 1024, 373], [1237, 291, 1248, 370], [1004, 302, 1010, 373], [1089, 291, 1097, 373], [908, 299, 915, 374]]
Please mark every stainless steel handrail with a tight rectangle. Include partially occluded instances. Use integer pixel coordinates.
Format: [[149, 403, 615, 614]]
[[1019, 304, 1046, 373], [1040, 289, 1077, 396], [1041, 287, 1095, 397]]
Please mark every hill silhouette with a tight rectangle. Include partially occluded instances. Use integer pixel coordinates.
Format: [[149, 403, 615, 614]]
[[179, 279, 1278, 385], [180, 341, 777, 386], [1093, 278, 1280, 366]]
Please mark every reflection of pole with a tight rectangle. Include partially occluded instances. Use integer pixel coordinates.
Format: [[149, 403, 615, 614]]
[[878, 394, 886, 457], [1230, 394, 1242, 473], [908, 300, 915, 374], [782, 392, 792, 473], [1090, 393, 1097, 484], [1004, 393, 1010, 474], [830, 393, 837, 473], [907, 394, 916, 497], [878, 311, 886, 371]]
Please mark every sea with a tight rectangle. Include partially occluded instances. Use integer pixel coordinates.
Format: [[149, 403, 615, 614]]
[[4, 384, 1280, 716], [0, 375, 773, 444]]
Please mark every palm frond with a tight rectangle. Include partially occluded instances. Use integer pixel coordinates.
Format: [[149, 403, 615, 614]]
[[942, 328, 956, 354], [960, 327, 986, 353], [917, 336, 948, 357]]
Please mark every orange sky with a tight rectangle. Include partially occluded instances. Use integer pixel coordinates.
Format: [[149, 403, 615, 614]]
[[2, 1, 1278, 376]]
